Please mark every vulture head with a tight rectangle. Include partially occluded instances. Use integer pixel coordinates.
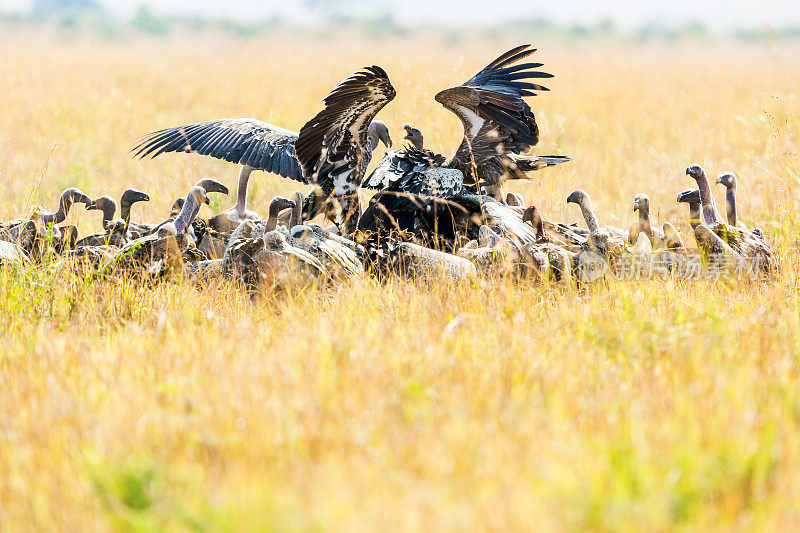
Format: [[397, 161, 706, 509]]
[[403, 124, 424, 150], [268, 196, 296, 220], [264, 196, 295, 232], [685, 164, 706, 181], [170, 197, 185, 217], [632, 193, 650, 216], [59, 187, 92, 207], [567, 189, 600, 232], [676, 188, 701, 205], [566, 189, 589, 208], [190, 186, 211, 207], [121, 188, 150, 208], [368, 120, 393, 149], [86, 195, 117, 223], [715, 172, 737, 191], [195, 177, 229, 196], [506, 191, 526, 207]]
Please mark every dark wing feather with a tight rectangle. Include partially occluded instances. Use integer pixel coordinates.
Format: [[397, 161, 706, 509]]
[[294, 66, 396, 193], [363, 147, 460, 196], [435, 45, 564, 187], [132, 118, 305, 183]]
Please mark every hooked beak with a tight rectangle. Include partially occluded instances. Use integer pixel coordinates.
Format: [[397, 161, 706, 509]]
[[403, 125, 413, 141], [714, 175, 723, 185], [86, 203, 98, 211]]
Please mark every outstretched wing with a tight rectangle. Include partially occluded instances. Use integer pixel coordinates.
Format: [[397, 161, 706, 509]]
[[132, 118, 304, 182], [294, 66, 396, 195], [434, 45, 555, 186]]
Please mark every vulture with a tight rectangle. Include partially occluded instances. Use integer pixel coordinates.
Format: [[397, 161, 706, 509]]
[[116, 188, 153, 240], [0, 220, 38, 253], [359, 45, 570, 246], [133, 67, 395, 233], [101, 185, 210, 275], [360, 231, 476, 281], [630, 193, 665, 246], [715, 172, 749, 230], [196, 189, 291, 260], [119, 188, 151, 229], [143, 178, 228, 240], [682, 170, 775, 276], [1, 187, 92, 257], [566, 189, 629, 256], [676, 188, 702, 230], [362, 45, 570, 231], [77, 188, 151, 248], [288, 223, 365, 279], [686, 165, 724, 225], [434, 44, 570, 199], [222, 220, 327, 292], [77, 196, 125, 247]]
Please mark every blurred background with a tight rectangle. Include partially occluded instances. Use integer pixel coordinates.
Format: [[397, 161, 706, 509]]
[[0, 0, 799, 40]]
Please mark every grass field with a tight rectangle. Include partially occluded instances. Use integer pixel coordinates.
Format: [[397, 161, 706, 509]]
[[1, 32, 800, 531]]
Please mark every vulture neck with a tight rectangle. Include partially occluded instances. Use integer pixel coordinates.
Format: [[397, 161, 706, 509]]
[[120, 199, 134, 226], [579, 198, 600, 232], [688, 202, 702, 230], [100, 202, 117, 226], [265, 204, 283, 232], [173, 195, 200, 235], [235, 165, 254, 218], [725, 187, 738, 227], [637, 206, 652, 239], [290, 194, 304, 229], [694, 170, 723, 225], [41, 194, 73, 225]]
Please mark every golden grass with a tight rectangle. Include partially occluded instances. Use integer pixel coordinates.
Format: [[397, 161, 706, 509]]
[[1, 33, 800, 531]]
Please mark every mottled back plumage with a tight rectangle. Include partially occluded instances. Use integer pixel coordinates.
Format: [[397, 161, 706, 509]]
[[295, 66, 396, 195]]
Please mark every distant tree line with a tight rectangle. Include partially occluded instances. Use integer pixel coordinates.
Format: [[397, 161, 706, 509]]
[[1, 0, 799, 43]]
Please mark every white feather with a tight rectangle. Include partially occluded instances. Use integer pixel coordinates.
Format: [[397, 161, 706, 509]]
[[456, 105, 485, 138]]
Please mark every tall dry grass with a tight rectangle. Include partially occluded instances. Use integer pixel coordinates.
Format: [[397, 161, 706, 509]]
[[1, 32, 800, 530]]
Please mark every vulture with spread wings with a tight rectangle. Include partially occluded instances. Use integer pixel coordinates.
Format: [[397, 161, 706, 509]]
[[437, 44, 569, 198], [132, 66, 394, 233], [359, 45, 569, 244], [294, 65, 396, 231], [364, 45, 568, 204]]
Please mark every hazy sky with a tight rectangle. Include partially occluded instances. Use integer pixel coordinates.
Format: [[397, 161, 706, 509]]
[[1, 0, 799, 31]]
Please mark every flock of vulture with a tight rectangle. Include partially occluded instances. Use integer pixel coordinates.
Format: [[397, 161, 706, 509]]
[[0, 45, 776, 289]]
